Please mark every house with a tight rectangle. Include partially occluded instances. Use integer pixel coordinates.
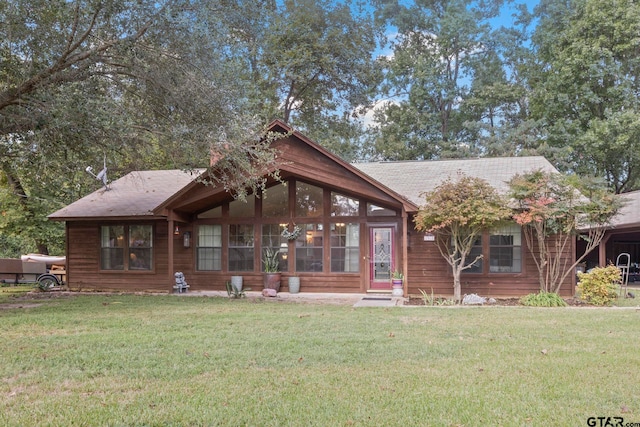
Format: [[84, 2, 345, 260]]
[[579, 190, 640, 281], [49, 120, 574, 296]]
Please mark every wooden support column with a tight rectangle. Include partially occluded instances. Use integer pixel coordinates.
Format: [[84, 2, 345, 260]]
[[168, 219, 175, 292], [402, 207, 409, 297], [598, 234, 611, 267]]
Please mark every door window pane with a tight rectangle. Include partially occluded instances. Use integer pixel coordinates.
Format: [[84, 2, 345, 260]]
[[372, 228, 392, 280]]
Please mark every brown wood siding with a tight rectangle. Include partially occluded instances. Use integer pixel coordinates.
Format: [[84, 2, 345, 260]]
[[406, 229, 574, 298], [66, 220, 171, 292]]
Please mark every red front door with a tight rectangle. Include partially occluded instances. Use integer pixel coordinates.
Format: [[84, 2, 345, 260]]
[[369, 227, 394, 290]]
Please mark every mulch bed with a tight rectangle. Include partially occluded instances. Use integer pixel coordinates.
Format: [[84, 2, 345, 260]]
[[405, 296, 590, 306]]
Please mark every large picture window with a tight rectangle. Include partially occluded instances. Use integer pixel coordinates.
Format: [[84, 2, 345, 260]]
[[263, 184, 289, 217], [197, 225, 222, 270], [296, 182, 323, 217], [331, 223, 359, 272], [296, 223, 323, 272], [229, 224, 254, 271], [490, 225, 522, 273], [331, 193, 359, 216], [101, 225, 152, 270]]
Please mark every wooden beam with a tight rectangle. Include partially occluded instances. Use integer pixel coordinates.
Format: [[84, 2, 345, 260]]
[[168, 219, 175, 292], [402, 208, 409, 297]]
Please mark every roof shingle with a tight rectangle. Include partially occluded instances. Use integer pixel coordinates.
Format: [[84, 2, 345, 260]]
[[49, 170, 199, 220], [353, 156, 558, 206]]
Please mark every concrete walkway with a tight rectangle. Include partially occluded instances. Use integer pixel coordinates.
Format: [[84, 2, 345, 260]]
[[178, 290, 405, 307]]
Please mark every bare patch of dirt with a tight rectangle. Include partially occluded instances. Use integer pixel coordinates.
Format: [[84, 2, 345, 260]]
[[0, 303, 43, 310]]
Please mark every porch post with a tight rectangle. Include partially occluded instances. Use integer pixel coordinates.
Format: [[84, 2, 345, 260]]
[[168, 219, 175, 292], [598, 234, 611, 267], [402, 207, 409, 297]]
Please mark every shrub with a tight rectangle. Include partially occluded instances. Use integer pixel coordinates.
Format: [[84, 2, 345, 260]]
[[577, 265, 620, 306], [520, 291, 567, 307]]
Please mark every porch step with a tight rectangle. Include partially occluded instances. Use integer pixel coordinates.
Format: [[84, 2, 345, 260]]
[[366, 289, 392, 294]]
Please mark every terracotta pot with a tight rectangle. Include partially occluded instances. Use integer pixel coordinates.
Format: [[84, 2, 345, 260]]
[[263, 273, 282, 292]]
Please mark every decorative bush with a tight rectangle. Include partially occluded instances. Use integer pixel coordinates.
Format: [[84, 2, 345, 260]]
[[520, 291, 567, 307], [577, 265, 621, 306]]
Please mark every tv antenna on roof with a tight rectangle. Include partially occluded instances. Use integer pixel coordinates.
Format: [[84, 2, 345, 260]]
[[86, 155, 109, 190]]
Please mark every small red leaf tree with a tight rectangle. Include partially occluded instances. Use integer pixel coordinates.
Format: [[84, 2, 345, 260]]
[[415, 174, 512, 302], [508, 170, 620, 294]]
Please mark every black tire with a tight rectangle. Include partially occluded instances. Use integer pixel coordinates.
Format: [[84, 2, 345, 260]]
[[37, 274, 59, 291]]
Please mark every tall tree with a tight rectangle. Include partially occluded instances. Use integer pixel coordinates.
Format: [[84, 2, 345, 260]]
[[0, 0, 277, 255], [371, 0, 504, 160], [529, 0, 640, 193]]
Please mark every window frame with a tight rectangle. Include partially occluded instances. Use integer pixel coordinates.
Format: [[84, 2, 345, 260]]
[[196, 224, 223, 271], [100, 224, 153, 272]]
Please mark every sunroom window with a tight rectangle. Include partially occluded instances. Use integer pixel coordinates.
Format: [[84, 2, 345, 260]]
[[263, 184, 289, 217], [296, 223, 323, 272], [331, 223, 359, 272], [295, 182, 323, 217], [197, 225, 222, 270], [331, 192, 359, 216], [229, 224, 254, 271], [262, 224, 288, 271]]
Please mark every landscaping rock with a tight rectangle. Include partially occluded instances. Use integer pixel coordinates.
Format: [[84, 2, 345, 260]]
[[262, 288, 277, 297], [462, 293, 486, 305]]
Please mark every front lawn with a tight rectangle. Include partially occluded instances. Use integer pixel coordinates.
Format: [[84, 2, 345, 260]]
[[0, 294, 638, 426]]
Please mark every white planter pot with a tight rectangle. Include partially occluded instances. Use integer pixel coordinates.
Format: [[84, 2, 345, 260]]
[[288, 277, 300, 294], [230, 276, 243, 292]]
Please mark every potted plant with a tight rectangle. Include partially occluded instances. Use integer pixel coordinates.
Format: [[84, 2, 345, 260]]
[[391, 270, 404, 296], [262, 247, 282, 292]]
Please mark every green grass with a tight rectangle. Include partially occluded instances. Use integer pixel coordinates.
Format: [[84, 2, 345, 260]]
[[0, 285, 33, 303], [1, 294, 639, 426]]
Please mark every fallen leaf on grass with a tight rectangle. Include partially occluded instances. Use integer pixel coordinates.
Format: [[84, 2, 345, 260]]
[[541, 349, 548, 355]]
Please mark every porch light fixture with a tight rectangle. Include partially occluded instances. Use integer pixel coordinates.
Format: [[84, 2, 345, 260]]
[[174, 225, 180, 235], [183, 231, 191, 248]]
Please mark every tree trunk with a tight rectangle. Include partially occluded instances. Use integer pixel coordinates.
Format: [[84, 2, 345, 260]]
[[452, 268, 462, 303]]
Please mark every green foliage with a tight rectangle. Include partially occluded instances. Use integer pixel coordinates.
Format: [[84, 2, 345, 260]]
[[372, 0, 505, 159], [415, 174, 511, 301], [391, 270, 404, 280], [530, 0, 640, 192], [419, 289, 456, 306], [225, 281, 249, 299], [262, 247, 281, 273], [520, 292, 567, 307], [509, 170, 619, 294], [577, 265, 621, 306]]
